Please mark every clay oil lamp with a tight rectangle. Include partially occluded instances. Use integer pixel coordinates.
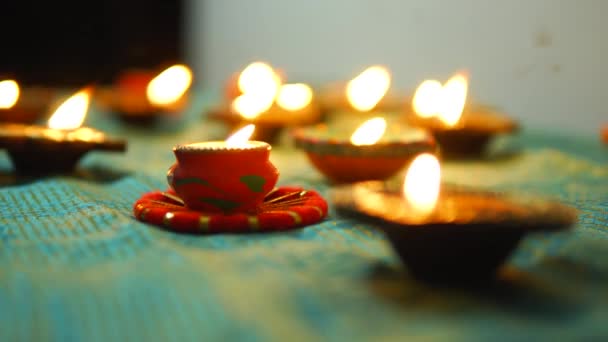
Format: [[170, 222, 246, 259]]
[[292, 116, 436, 183], [0, 88, 126, 175], [404, 72, 518, 159], [208, 62, 321, 143], [332, 153, 577, 284], [96, 64, 193, 123]]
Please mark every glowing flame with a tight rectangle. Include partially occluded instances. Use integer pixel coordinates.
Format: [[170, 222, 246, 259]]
[[225, 124, 255, 148], [411, 73, 468, 126], [350, 117, 387, 146], [0, 80, 20, 109], [232, 62, 281, 119], [276, 83, 313, 111], [47, 89, 91, 130], [346, 66, 391, 111], [231, 93, 275, 120], [146, 64, 193, 106], [237, 62, 281, 95], [438, 73, 468, 126], [412, 80, 442, 118], [403, 153, 440, 215]]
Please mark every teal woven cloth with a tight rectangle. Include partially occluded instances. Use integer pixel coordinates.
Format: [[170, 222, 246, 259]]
[[1, 93, 607, 341]]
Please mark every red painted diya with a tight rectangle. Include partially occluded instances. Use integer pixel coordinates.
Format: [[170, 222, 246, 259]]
[[292, 120, 437, 183], [167, 141, 279, 213], [133, 186, 328, 233]]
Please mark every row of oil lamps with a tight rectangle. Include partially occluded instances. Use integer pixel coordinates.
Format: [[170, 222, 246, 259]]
[[0, 61, 517, 177], [0, 63, 578, 284]]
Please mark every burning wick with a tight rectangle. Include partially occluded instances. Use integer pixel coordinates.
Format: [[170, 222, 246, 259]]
[[225, 124, 256, 148], [403, 153, 440, 215]]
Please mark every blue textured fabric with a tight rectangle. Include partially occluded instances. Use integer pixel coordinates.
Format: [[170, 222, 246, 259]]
[[0, 93, 607, 341]]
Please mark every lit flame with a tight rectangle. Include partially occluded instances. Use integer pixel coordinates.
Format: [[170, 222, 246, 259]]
[[350, 117, 387, 146], [411, 72, 468, 126], [0, 80, 20, 109], [276, 83, 313, 111], [237, 62, 281, 95], [438, 73, 468, 126], [346, 66, 391, 111], [412, 80, 442, 118], [231, 93, 275, 120], [225, 124, 255, 148], [233, 62, 281, 119], [47, 89, 91, 130], [146, 64, 193, 106], [403, 153, 440, 215]]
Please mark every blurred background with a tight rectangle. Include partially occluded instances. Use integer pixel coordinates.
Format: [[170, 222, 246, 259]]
[[1, 0, 606, 135]]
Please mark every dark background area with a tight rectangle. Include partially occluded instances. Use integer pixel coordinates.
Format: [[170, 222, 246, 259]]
[[0, 0, 183, 86]]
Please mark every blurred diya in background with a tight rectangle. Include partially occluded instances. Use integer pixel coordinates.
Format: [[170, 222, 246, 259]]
[[0, 79, 55, 124], [0, 88, 126, 175], [318, 65, 406, 118], [96, 64, 193, 123], [332, 153, 577, 284], [292, 116, 436, 183], [208, 62, 321, 143], [404, 72, 518, 159]]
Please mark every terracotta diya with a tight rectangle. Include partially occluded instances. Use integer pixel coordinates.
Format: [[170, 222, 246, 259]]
[[209, 62, 321, 143], [0, 79, 55, 124], [0, 89, 126, 175], [134, 124, 328, 233], [404, 73, 518, 159], [332, 154, 577, 284], [95, 65, 193, 123], [292, 117, 437, 183], [318, 65, 405, 116]]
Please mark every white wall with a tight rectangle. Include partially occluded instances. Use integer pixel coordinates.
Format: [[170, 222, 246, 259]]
[[186, 0, 608, 135]]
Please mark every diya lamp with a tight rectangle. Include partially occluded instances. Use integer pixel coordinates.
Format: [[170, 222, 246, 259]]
[[318, 65, 406, 121], [292, 116, 437, 183], [0, 88, 126, 175], [135, 123, 329, 233], [0, 79, 55, 124], [404, 72, 519, 159], [332, 153, 577, 284], [209, 61, 321, 143], [167, 124, 280, 213], [96, 64, 193, 123]]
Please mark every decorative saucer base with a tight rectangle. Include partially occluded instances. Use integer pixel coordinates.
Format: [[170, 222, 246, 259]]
[[134, 186, 328, 234]]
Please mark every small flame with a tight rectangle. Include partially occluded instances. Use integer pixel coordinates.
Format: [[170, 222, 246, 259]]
[[237, 62, 281, 95], [437, 73, 468, 126], [412, 80, 442, 118], [350, 117, 387, 146], [225, 124, 255, 148], [346, 66, 391, 112], [276, 83, 313, 111], [411, 72, 468, 126], [146, 64, 193, 106], [48, 89, 91, 130], [403, 153, 440, 215], [231, 93, 275, 119], [233, 62, 281, 119], [0, 80, 20, 109]]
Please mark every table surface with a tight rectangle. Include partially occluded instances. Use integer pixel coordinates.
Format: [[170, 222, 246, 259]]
[[1, 93, 607, 341]]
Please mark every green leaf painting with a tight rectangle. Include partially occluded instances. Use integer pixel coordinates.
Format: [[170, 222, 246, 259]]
[[240, 175, 266, 193]]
